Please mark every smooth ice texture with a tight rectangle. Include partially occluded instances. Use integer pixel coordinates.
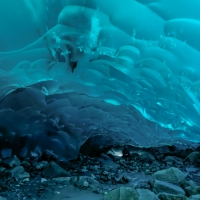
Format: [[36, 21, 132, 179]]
[[0, 0, 200, 159]]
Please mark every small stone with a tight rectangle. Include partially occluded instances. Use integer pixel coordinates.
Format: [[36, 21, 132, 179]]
[[83, 181, 89, 187], [36, 161, 48, 170], [21, 161, 31, 168], [145, 169, 151, 175], [1, 149, 12, 159], [91, 174, 96, 179], [14, 172, 30, 181], [103, 171, 109, 176], [119, 159, 126, 167], [87, 177, 101, 189], [41, 178, 47, 183], [93, 188, 101, 194], [75, 177, 89, 188], [70, 176, 78, 184], [164, 156, 176, 163], [23, 178, 30, 182], [52, 177, 71, 184], [114, 176, 121, 182], [53, 191, 60, 194], [121, 175, 130, 183]]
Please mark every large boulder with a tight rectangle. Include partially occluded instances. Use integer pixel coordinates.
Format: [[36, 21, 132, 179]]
[[158, 193, 187, 200], [0, 196, 7, 200], [179, 149, 193, 159], [42, 161, 68, 179], [104, 187, 139, 200], [188, 194, 200, 200], [184, 185, 200, 196], [2, 155, 20, 168], [152, 180, 185, 195], [137, 189, 159, 200], [104, 187, 159, 200], [184, 152, 200, 164], [4, 165, 30, 181], [152, 167, 186, 185]]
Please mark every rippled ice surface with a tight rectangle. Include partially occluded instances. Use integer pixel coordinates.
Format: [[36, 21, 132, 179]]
[[0, 0, 200, 159]]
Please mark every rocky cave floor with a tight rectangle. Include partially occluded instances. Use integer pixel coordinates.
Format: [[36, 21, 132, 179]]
[[0, 144, 200, 200]]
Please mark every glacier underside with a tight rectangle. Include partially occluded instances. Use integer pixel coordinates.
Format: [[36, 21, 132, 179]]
[[0, 0, 200, 160]]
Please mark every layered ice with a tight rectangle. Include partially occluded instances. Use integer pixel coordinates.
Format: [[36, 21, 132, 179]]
[[0, 0, 200, 159]]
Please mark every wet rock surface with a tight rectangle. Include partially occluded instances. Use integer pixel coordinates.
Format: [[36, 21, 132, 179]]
[[0, 143, 199, 199]]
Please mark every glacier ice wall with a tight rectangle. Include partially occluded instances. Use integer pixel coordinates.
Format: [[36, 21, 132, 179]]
[[0, 0, 200, 159]]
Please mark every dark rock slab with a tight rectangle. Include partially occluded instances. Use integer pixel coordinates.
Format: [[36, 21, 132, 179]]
[[2, 155, 20, 168], [42, 161, 68, 179]]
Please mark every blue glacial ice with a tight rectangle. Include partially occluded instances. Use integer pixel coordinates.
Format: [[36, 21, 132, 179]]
[[0, 0, 200, 159]]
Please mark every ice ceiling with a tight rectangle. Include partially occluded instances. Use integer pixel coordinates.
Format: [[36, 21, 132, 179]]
[[0, 0, 200, 159]]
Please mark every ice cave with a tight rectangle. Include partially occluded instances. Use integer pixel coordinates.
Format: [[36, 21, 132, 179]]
[[0, 1, 200, 199]]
